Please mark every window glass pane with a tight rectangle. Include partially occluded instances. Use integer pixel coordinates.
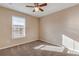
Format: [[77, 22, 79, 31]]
[[62, 34, 73, 50], [12, 16, 25, 39], [74, 41, 79, 52]]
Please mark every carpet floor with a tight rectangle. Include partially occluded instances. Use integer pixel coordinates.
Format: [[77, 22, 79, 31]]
[[0, 40, 78, 56]]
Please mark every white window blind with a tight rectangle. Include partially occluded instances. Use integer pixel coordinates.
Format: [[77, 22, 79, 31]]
[[12, 16, 25, 39]]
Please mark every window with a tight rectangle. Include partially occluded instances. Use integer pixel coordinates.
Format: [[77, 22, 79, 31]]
[[62, 34, 79, 54], [12, 16, 25, 39]]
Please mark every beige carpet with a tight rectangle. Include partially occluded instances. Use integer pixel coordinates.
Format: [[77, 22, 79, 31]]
[[0, 40, 78, 56]]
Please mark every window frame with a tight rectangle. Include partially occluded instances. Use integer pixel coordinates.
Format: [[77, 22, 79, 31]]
[[12, 16, 26, 39]]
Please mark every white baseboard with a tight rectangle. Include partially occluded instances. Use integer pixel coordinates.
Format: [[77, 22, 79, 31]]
[[0, 39, 38, 50], [40, 39, 62, 47]]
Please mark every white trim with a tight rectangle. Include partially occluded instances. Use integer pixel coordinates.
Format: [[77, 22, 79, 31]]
[[0, 39, 38, 50]]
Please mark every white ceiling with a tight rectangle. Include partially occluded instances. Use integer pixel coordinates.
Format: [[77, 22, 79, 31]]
[[0, 3, 78, 17]]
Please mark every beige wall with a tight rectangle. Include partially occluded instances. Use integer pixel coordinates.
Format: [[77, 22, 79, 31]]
[[1, 4, 79, 49], [40, 4, 79, 46], [0, 7, 39, 49]]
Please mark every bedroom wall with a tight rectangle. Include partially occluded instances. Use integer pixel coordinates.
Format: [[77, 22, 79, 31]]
[[40, 4, 79, 46], [1, 4, 79, 49], [0, 7, 39, 49]]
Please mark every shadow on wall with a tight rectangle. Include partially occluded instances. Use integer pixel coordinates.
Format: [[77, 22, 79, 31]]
[[33, 34, 79, 55]]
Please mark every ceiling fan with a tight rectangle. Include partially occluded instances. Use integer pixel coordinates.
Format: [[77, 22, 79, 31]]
[[25, 3, 47, 12]]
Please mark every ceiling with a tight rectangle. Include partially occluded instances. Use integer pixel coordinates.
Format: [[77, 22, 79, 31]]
[[0, 3, 78, 17]]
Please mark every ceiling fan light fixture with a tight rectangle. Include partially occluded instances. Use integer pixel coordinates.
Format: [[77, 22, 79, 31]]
[[26, 3, 47, 12], [34, 7, 39, 12]]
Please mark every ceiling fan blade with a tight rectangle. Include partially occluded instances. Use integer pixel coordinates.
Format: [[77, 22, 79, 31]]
[[34, 3, 39, 6], [39, 8, 44, 12], [26, 5, 35, 8], [39, 3, 47, 7], [33, 9, 35, 12]]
